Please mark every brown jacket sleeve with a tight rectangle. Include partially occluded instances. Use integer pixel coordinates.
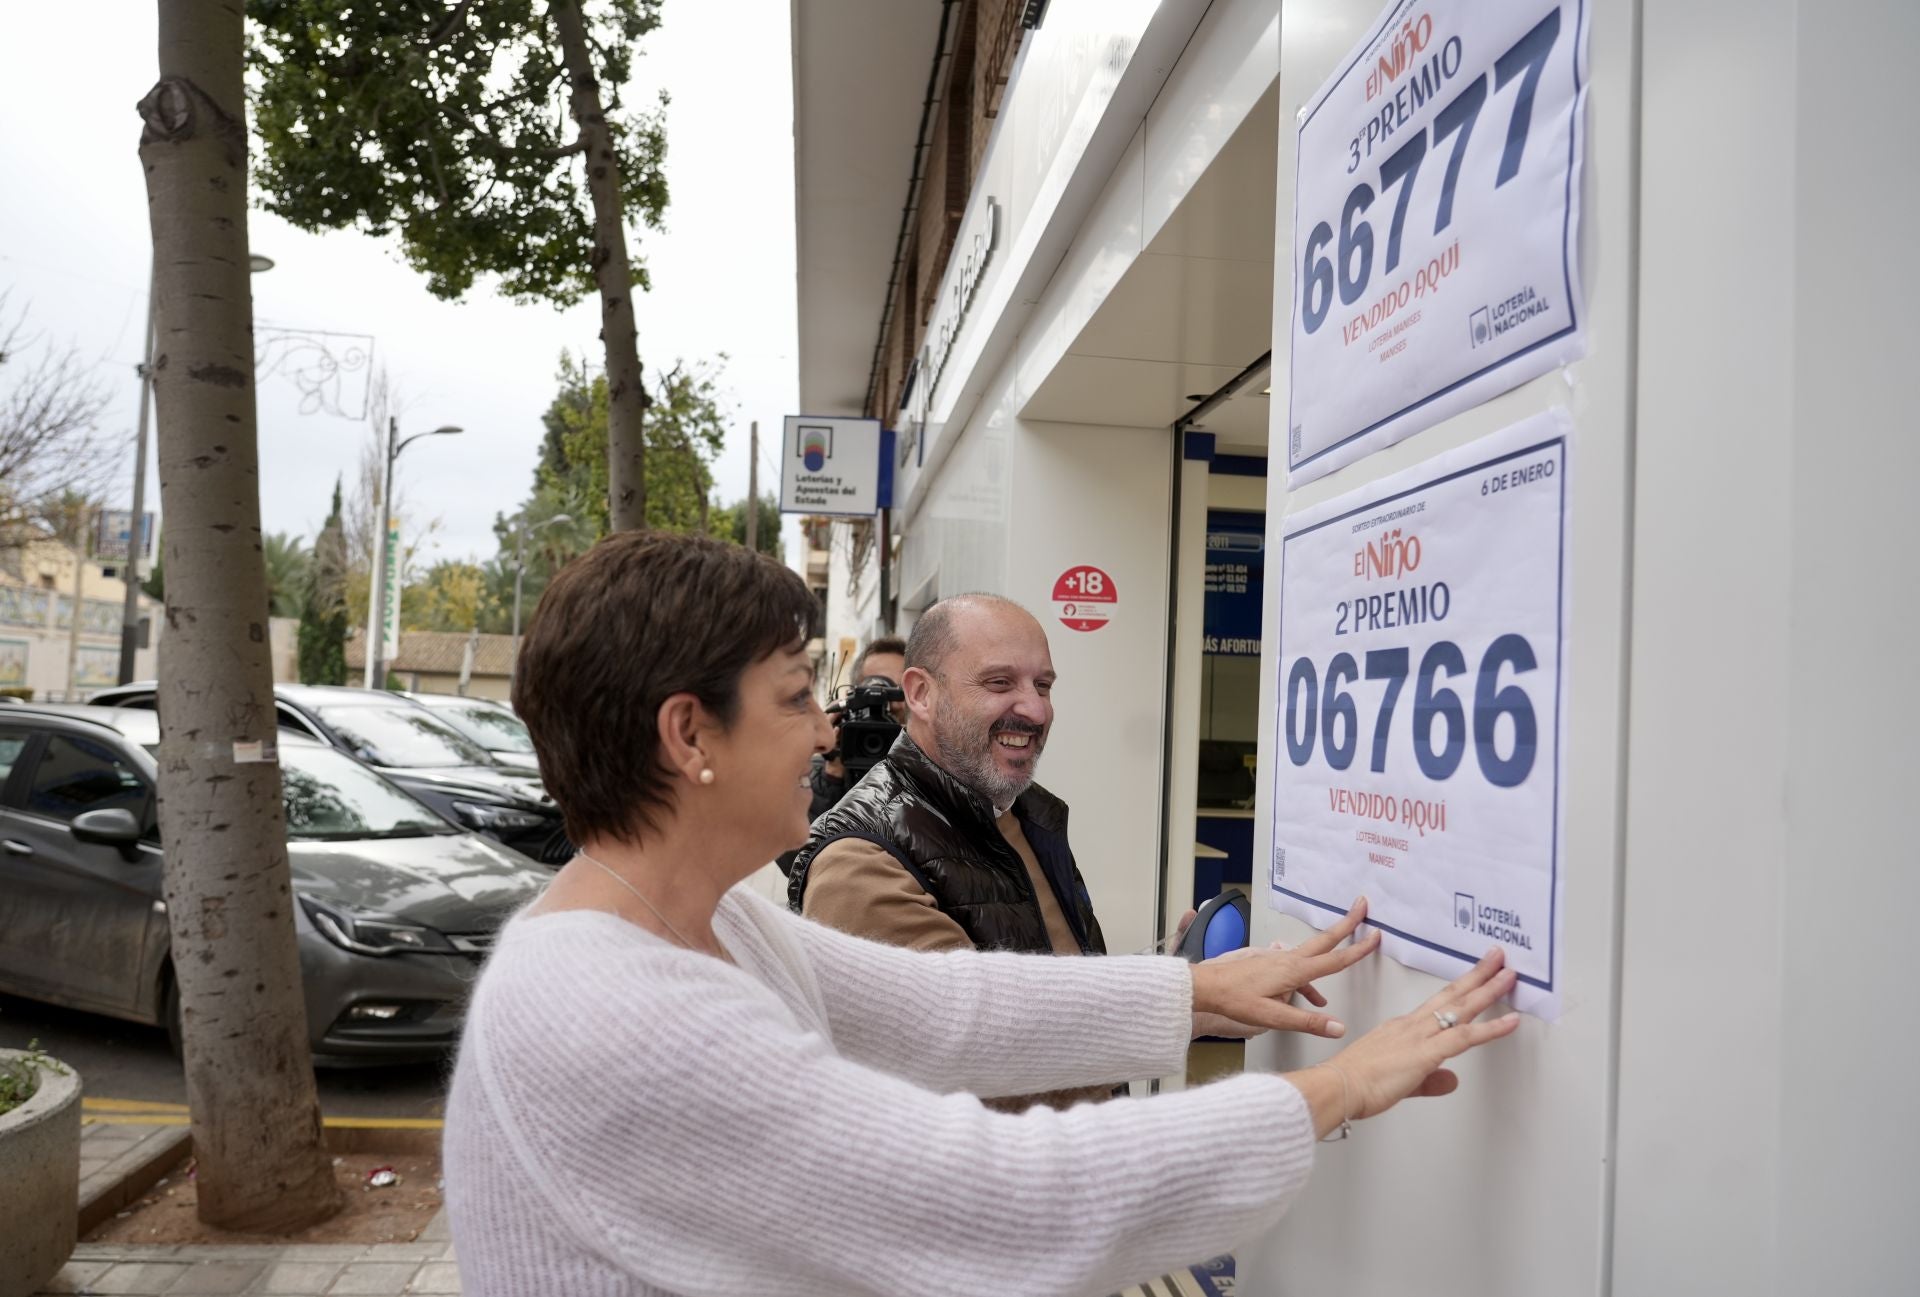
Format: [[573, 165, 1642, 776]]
[[801, 837, 974, 954], [802, 835, 1119, 1113]]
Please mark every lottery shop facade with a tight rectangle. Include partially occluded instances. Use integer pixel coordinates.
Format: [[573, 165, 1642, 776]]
[[792, 0, 1277, 986], [792, 2, 1917, 1295]]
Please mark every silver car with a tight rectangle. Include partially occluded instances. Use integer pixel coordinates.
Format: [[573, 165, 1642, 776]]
[[404, 693, 540, 774], [0, 706, 549, 1064]]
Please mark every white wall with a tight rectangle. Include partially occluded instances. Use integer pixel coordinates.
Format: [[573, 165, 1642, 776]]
[[1244, 1, 1920, 1294], [821, 517, 881, 691], [1005, 417, 1172, 959], [1614, 3, 1920, 1293], [894, 346, 1174, 960], [1242, 1, 1640, 1292]]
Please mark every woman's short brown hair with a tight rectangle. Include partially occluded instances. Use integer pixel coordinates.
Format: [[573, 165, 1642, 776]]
[[513, 531, 818, 846]]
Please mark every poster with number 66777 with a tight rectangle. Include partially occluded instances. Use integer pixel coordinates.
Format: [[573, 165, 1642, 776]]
[[1268, 411, 1570, 1018], [1286, 0, 1590, 486]]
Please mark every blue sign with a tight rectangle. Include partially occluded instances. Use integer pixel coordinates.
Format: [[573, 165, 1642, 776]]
[[1203, 510, 1263, 656]]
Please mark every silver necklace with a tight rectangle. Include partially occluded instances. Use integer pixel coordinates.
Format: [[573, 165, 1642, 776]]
[[574, 851, 724, 959]]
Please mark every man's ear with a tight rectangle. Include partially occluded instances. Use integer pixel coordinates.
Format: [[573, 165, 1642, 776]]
[[901, 665, 937, 723], [656, 692, 715, 785]]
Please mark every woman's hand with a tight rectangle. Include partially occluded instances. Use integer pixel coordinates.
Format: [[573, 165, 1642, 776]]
[[1188, 898, 1379, 1039], [1292, 946, 1522, 1138]]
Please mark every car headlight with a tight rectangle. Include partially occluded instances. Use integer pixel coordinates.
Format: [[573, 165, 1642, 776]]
[[450, 799, 547, 831], [299, 896, 456, 957]]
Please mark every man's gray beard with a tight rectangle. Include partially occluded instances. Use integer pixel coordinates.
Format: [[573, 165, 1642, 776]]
[[931, 693, 1037, 809]]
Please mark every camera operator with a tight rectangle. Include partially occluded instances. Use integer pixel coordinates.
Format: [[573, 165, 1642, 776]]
[[774, 637, 906, 877], [804, 636, 904, 817]]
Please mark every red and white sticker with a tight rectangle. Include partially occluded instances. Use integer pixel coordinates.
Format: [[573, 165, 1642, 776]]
[[1052, 565, 1116, 632]]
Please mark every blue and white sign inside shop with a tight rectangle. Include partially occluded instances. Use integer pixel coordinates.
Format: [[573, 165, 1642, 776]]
[[1286, 0, 1590, 486], [1204, 512, 1265, 657], [1268, 411, 1570, 1018]]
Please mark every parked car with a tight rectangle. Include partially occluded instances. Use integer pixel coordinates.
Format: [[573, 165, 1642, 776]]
[[403, 693, 539, 774], [0, 706, 550, 1064], [89, 683, 569, 864]]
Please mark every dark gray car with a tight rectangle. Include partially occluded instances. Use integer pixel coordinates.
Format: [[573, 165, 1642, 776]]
[[89, 682, 570, 865], [0, 706, 549, 1064]]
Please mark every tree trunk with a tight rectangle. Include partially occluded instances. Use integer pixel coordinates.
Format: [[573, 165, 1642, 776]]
[[550, 0, 647, 532], [137, 0, 342, 1233]]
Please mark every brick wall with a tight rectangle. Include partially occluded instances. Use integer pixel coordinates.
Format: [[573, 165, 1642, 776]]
[[868, 0, 1027, 420]]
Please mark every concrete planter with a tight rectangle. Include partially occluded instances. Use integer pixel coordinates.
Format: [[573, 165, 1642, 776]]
[[0, 1048, 80, 1297]]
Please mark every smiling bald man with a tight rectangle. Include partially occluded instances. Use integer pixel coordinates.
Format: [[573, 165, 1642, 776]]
[[787, 592, 1107, 984]]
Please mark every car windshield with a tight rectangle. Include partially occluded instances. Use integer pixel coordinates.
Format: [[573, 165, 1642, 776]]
[[439, 703, 535, 754], [280, 745, 455, 840], [316, 704, 494, 768]]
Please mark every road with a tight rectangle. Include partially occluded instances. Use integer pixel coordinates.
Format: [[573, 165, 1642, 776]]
[[0, 992, 448, 1120]]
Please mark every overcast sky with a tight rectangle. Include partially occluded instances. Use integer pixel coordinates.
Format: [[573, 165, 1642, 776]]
[[0, 3, 798, 566]]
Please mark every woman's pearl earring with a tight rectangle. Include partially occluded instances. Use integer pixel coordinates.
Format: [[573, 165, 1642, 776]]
[[698, 768, 715, 786]]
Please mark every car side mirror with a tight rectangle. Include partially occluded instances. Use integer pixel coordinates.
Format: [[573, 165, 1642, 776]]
[[71, 808, 144, 857]]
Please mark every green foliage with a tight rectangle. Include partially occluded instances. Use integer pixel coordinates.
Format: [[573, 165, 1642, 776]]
[[403, 559, 500, 633], [531, 353, 727, 536], [488, 352, 731, 618], [262, 532, 310, 619], [248, 0, 669, 306], [710, 494, 782, 556], [0, 1040, 67, 1117], [297, 480, 350, 686]]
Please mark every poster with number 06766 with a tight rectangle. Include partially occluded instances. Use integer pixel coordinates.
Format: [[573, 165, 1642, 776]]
[[1286, 0, 1590, 486], [1269, 411, 1570, 1018]]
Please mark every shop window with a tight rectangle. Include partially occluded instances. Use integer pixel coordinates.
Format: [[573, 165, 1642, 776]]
[[1197, 510, 1265, 808]]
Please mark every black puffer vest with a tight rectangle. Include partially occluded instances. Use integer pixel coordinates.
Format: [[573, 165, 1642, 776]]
[[788, 734, 1107, 956]]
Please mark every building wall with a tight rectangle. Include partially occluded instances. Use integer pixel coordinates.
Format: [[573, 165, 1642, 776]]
[[1613, 3, 1919, 1292], [397, 670, 511, 703], [820, 518, 882, 695], [870, 0, 1032, 424], [1241, 2, 1919, 1294], [889, 352, 1175, 960], [886, 0, 1279, 961], [1004, 417, 1171, 959], [0, 540, 159, 699], [1241, 0, 1638, 1292]]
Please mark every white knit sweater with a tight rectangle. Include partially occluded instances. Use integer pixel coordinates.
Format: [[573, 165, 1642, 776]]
[[444, 887, 1316, 1296]]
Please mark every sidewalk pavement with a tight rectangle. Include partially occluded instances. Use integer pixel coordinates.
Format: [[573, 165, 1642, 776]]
[[62, 1121, 1225, 1295], [79, 1121, 194, 1237], [39, 1213, 458, 1296], [57, 1119, 461, 1296]]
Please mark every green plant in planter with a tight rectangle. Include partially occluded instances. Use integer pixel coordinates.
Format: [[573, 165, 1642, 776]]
[[0, 1040, 67, 1117]]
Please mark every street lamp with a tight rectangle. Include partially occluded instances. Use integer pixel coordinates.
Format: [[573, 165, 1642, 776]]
[[117, 252, 277, 684], [364, 420, 463, 689], [511, 514, 573, 665]]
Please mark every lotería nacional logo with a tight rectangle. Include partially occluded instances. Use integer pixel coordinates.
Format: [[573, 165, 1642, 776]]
[[1454, 892, 1475, 931], [1470, 288, 1553, 349], [797, 424, 833, 472]]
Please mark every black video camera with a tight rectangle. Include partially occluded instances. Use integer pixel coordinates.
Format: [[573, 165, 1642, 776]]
[[834, 676, 904, 782]]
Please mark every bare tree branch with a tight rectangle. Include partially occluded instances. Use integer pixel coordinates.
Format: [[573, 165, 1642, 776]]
[[0, 293, 116, 552]]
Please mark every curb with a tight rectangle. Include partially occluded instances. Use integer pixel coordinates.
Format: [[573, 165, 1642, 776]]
[[77, 1125, 192, 1236]]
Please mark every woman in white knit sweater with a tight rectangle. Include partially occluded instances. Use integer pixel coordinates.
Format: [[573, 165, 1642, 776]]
[[444, 532, 1521, 1297]]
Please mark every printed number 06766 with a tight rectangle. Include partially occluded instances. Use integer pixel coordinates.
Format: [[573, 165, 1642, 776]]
[[1283, 634, 1538, 786]]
